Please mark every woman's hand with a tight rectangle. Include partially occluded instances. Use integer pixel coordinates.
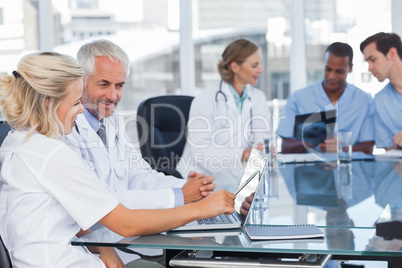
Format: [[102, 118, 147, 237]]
[[196, 190, 235, 218], [98, 247, 125, 268]]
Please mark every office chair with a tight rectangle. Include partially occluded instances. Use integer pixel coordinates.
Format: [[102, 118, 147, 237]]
[[0, 121, 11, 146], [137, 95, 194, 178], [0, 235, 12, 268]]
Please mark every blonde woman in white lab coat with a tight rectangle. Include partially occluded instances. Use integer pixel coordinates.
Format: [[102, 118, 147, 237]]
[[0, 52, 235, 268], [177, 39, 272, 190]]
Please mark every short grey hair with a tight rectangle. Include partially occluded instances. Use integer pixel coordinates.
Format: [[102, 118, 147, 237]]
[[77, 39, 130, 84]]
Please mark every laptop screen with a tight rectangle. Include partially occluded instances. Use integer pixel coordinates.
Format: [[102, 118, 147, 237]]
[[234, 148, 269, 219]]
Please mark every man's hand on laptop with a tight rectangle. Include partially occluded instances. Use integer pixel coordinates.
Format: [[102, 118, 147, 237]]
[[240, 192, 255, 218], [182, 171, 216, 204], [242, 143, 264, 161]]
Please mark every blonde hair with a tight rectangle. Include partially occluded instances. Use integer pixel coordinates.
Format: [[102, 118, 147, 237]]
[[0, 52, 83, 139], [217, 38, 260, 84]]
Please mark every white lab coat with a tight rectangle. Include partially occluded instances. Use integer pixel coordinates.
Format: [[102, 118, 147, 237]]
[[0, 130, 119, 267], [65, 112, 185, 210], [177, 80, 271, 185], [65, 112, 187, 264]]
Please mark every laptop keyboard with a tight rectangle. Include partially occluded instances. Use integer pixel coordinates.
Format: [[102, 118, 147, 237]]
[[197, 214, 233, 225]]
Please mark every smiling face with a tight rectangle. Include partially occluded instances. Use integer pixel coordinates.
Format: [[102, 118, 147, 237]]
[[363, 42, 392, 82], [81, 56, 127, 120], [232, 49, 263, 89], [322, 52, 351, 93], [56, 78, 84, 134]]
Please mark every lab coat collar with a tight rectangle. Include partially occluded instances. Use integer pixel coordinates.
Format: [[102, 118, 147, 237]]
[[219, 81, 240, 115], [73, 113, 109, 154], [75, 113, 96, 140], [221, 81, 253, 115]]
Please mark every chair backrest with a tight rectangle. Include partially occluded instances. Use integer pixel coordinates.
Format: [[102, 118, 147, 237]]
[[0, 235, 12, 268], [137, 95, 194, 174], [0, 121, 12, 268], [0, 121, 11, 146]]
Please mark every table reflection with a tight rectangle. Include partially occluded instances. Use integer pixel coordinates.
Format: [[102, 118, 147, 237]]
[[374, 161, 402, 215], [366, 161, 402, 255], [214, 160, 402, 230], [73, 225, 249, 249], [71, 160, 402, 262], [280, 161, 375, 209]]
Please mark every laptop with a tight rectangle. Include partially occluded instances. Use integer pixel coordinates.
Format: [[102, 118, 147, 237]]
[[293, 110, 336, 146], [170, 148, 269, 231]]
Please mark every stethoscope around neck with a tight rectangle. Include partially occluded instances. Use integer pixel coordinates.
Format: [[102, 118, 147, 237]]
[[215, 80, 228, 102], [215, 79, 254, 143]]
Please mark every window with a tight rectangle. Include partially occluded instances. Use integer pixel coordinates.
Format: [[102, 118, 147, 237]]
[[0, 0, 392, 113]]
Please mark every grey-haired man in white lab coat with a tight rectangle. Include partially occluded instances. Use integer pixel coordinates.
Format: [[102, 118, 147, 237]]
[[65, 39, 215, 267]]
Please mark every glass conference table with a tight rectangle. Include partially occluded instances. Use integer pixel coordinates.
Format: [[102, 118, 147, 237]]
[[72, 159, 402, 267]]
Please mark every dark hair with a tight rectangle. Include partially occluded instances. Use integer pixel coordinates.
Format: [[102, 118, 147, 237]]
[[360, 32, 402, 60], [217, 38, 260, 83], [325, 42, 353, 66]]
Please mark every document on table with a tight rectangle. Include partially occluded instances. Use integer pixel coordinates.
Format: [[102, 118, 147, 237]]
[[277, 152, 374, 163], [375, 149, 402, 160], [243, 224, 324, 240], [277, 152, 336, 163]]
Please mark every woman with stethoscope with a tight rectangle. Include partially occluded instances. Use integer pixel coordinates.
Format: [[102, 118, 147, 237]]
[[177, 38, 272, 190]]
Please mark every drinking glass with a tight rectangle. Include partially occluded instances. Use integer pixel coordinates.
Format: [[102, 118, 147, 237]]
[[337, 131, 352, 163]]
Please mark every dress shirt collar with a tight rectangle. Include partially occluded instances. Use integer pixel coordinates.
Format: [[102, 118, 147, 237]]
[[83, 108, 102, 132], [229, 83, 249, 112]]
